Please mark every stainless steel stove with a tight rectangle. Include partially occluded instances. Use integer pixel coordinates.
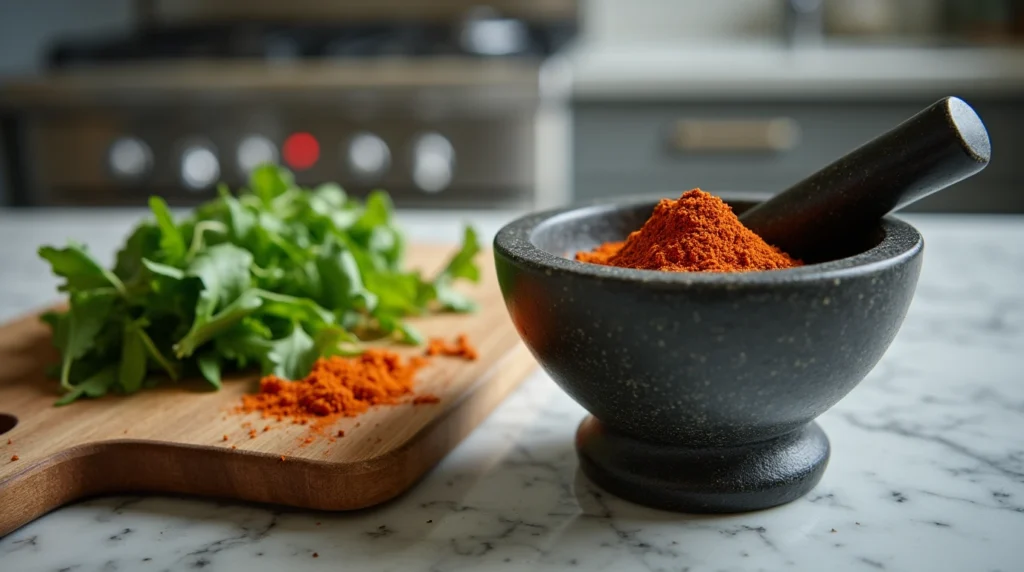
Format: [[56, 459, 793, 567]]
[[0, 4, 576, 209]]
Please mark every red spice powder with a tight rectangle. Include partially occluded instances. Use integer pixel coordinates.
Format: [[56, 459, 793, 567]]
[[577, 189, 801, 273], [10, 455, 18, 462], [238, 349, 428, 432], [426, 334, 478, 360], [222, 435, 229, 442]]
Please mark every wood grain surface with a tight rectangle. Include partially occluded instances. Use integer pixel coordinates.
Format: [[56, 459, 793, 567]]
[[0, 245, 534, 537]]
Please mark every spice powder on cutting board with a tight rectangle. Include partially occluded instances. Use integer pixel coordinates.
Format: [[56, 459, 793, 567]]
[[238, 350, 427, 432], [236, 335, 478, 435], [577, 189, 801, 272]]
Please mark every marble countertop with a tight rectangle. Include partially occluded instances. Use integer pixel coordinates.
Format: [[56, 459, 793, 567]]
[[564, 43, 1024, 99], [1, 209, 1023, 571]]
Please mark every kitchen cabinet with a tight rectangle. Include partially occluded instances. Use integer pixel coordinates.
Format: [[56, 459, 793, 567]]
[[572, 98, 1024, 212]]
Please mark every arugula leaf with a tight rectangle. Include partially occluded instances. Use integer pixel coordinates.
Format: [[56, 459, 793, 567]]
[[41, 310, 69, 357], [366, 271, 428, 316], [119, 321, 148, 393], [60, 290, 118, 390], [219, 184, 256, 242], [135, 323, 179, 380], [148, 196, 187, 263], [54, 365, 117, 406], [186, 244, 253, 309], [267, 324, 317, 380], [114, 224, 161, 282], [253, 290, 336, 327], [314, 325, 360, 358], [434, 284, 477, 313], [351, 190, 393, 238], [196, 351, 222, 389], [316, 240, 378, 312], [174, 290, 263, 359], [214, 321, 274, 370], [250, 164, 293, 204], [432, 226, 482, 313], [438, 226, 481, 283], [39, 243, 126, 295], [376, 313, 424, 345]]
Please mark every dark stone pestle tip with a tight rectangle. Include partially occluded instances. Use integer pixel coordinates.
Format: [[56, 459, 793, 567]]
[[946, 96, 991, 164]]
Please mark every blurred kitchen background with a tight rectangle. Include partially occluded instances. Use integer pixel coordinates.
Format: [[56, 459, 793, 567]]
[[0, 0, 1021, 212]]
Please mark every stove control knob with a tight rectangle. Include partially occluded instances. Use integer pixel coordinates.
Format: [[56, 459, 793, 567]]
[[107, 137, 153, 181], [347, 132, 390, 181], [411, 133, 454, 193], [237, 135, 278, 175], [180, 144, 220, 191]]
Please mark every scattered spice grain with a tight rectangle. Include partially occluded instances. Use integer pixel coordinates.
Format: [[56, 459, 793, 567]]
[[426, 334, 478, 360], [10, 455, 18, 462]]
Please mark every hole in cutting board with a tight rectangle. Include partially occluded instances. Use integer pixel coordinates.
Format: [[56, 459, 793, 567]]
[[0, 414, 17, 435]]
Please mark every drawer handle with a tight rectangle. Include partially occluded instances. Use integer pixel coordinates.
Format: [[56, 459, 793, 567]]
[[670, 118, 801, 153]]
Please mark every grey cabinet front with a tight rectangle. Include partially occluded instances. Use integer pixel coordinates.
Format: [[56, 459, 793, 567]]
[[572, 99, 1023, 213]]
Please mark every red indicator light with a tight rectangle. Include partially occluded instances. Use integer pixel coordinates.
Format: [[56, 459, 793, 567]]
[[282, 132, 320, 170]]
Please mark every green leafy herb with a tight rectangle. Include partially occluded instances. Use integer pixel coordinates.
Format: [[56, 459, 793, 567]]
[[148, 196, 187, 264], [196, 351, 222, 389], [433, 226, 482, 313], [39, 164, 480, 404]]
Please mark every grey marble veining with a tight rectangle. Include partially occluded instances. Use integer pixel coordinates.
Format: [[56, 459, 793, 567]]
[[1, 210, 1023, 571]]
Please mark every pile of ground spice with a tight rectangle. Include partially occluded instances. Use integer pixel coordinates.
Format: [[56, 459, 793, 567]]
[[238, 349, 428, 431], [576, 189, 801, 272], [426, 334, 479, 360]]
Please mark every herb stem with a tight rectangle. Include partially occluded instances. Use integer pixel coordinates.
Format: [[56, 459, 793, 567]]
[[185, 221, 228, 261]]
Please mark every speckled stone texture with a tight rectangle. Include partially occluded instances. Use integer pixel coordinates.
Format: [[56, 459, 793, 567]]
[[494, 197, 924, 512]]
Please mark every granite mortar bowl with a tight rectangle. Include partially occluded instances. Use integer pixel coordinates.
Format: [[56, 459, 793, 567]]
[[493, 194, 924, 513]]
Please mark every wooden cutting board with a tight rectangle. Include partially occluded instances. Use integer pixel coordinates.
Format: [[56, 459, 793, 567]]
[[0, 245, 535, 537]]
